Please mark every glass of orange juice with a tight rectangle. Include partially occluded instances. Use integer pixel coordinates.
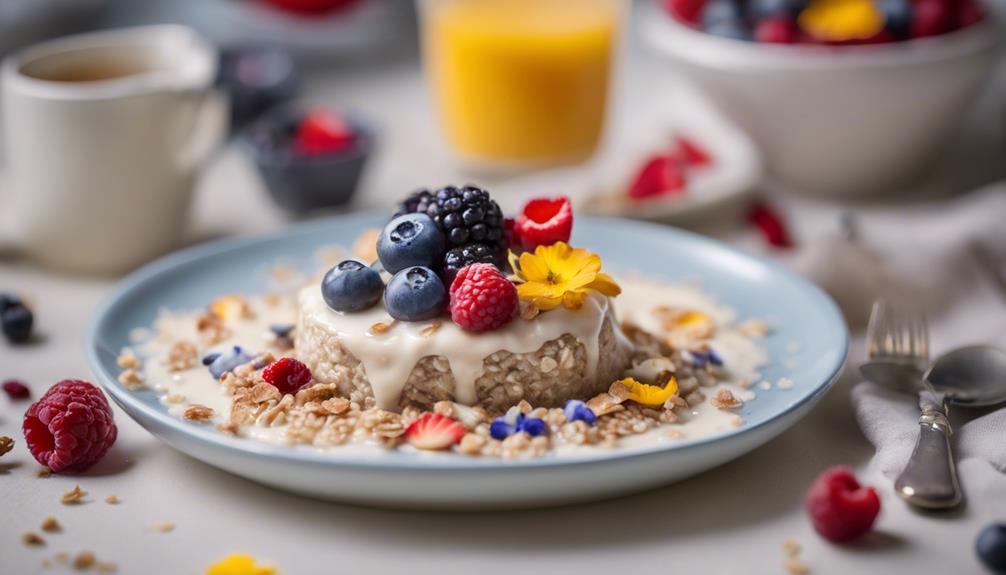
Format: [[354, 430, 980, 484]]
[[419, 0, 624, 171]]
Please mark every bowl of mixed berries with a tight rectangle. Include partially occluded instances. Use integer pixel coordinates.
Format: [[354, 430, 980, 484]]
[[643, 0, 1000, 196], [244, 106, 371, 214]]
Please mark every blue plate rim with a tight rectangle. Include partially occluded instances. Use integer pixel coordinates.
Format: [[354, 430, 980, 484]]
[[85, 212, 848, 472]]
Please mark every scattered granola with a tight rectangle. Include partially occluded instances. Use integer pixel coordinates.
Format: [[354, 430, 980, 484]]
[[95, 560, 118, 573], [785, 557, 810, 575], [777, 377, 795, 390], [164, 340, 198, 372], [710, 388, 742, 410], [104, 495, 119, 505], [352, 229, 381, 262], [61, 486, 87, 505], [116, 349, 139, 369], [150, 522, 175, 533], [36, 468, 52, 478], [369, 321, 394, 335], [73, 550, 96, 570], [117, 369, 144, 390], [183, 404, 215, 422], [0, 435, 13, 457], [41, 517, 61, 532], [22, 532, 45, 546]]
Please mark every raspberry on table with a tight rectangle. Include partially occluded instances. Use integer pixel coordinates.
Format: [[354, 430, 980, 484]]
[[513, 196, 574, 252], [22, 380, 118, 473], [3, 379, 31, 400], [805, 466, 881, 542], [449, 264, 518, 333], [262, 357, 313, 395]]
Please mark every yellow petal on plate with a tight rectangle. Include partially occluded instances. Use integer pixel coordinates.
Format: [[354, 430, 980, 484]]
[[620, 377, 679, 407]]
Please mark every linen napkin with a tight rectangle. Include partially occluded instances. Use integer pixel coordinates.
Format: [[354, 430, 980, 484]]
[[789, 184, 1006, 493]]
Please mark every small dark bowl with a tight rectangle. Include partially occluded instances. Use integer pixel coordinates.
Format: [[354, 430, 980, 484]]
[[217, 44, 299, 131], [243, 107, 372, 215]]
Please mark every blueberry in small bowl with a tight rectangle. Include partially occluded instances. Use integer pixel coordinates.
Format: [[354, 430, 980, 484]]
[[243, 106, 372, 215]]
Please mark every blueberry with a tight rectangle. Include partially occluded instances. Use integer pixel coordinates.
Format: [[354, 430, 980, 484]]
[[321, 260, 384, 313], [384, 266, 447, 321], [879, 0, 913, 37], [977, 523, 1006, 573], [201, 352, 222, 366], [208, 346, 255, 379], [2, 305, 33, 344], [705, 19, 752, 40], [269, 323, 295, 339], [702, 0, 744, 28], [377, 213, 446, 275], [0, 294, 22, 314], [747, 0, 801, 20]]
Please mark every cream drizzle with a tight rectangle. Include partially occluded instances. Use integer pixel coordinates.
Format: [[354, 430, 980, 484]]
[[298, 287, 631, 409]]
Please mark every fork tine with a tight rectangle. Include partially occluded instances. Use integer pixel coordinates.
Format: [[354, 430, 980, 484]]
[[867, 300, 886, 357]]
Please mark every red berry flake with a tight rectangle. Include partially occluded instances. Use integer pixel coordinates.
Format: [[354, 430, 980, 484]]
[[3, 379, 31, 400], [748, 201, 794, 249], [663, 0, 706, 25], [403, 412, 466, 451], [293, 109, 355, 156], [266, 0, 359, 15], [22, 380, 118, 473], [755, 18, 800, 44], [956, 0, 985, 28], [262, 358, 313, 395], [514, 196, 574, 252], [674, 136, 714, 167], [628, 154, 686, 200], [449, 264, 518, 333], [806, 466, 881, 543]]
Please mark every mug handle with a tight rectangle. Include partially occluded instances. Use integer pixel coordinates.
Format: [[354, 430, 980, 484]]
[[177, 88, 228, 172]]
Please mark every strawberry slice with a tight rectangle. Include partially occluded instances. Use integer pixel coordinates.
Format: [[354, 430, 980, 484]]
[[747, 201, 794, 249], [674, 136, 713, 167], [404, 413, 466, 451], [627, 154, 686, 200], [293, 108, 355, 157], [514, 196, 573, 252]]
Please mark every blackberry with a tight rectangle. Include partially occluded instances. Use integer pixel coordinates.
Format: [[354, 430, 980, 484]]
[[442, 243, 507, 285], [393, 189, 435, 218], [408, 185, 504, 249]]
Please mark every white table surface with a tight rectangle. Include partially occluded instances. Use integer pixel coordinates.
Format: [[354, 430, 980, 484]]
[[3, 8, 1006, 573]]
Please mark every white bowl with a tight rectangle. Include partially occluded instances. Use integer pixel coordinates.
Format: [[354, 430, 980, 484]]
[[643, 4, 1002, 197]]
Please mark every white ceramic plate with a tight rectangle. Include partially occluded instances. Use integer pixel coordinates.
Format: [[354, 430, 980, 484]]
[[87, 213, 846, 509]]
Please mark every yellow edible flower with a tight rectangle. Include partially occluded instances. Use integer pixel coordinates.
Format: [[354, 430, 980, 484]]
[[619, 377, 679, 407], [799, 0, 884, 42], [210, 295, 251, 320], [206, 554, 276, 575], [510, 242, 621, 311]]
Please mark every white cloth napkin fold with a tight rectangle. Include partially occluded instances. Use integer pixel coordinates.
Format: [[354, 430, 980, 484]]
[[791, 184, 1006, 497]]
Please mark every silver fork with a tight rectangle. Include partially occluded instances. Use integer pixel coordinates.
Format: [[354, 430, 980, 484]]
[[860, 301, 962, 509]]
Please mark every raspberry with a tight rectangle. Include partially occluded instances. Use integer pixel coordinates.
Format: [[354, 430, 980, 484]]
[[912, 0, 953, 38], [262, 358, 313, 395], [806, 466, 881, 542], [663, 0, 706, 25], [3, 379, 31, 400], [513, 196, 573, 252], [627, 155, 686, 200], [293, 109, 355, 156], [449, 264, 517, 333], [22, 380, 118, 473], [755, 17, 799, 43]]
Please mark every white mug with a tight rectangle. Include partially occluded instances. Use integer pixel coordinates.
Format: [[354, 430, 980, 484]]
[[2, 25, 225, 274]]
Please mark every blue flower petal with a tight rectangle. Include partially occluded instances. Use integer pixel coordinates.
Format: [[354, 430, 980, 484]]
[[563, 400, 597, 426], [208, 346, 255, 379], [518, 417, 547, 437], [490, 417, 517, 440]]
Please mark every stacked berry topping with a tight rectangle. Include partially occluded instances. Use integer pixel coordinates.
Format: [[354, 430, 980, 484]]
[[320, 185, 590, 334], [394, 185, 507, 280]]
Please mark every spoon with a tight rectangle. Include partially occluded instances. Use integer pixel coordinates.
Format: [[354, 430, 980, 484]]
[[894, 345, 1006, 508]]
